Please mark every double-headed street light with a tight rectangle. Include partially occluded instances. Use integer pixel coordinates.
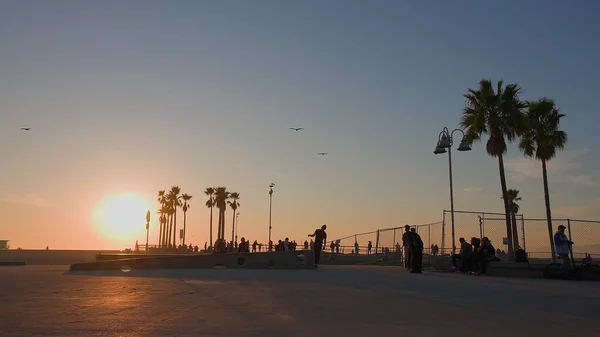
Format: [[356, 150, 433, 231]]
[[434, 127, 471, 254]]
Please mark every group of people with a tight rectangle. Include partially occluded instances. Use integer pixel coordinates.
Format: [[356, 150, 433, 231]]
[[451, 236, 496, 275], [402, 225, 424, 273]]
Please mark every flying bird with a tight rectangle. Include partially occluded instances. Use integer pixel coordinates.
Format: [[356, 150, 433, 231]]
[[20, 128, 31, 131], [289, 127, 304, 131], [317, 152, 328, 156]]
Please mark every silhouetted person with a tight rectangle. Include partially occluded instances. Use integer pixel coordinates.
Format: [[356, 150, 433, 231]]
[[238, 238, 250, 252], [409, 228, 423, 273], [330, 241, 335, 253], [367, 241, 372, 255], [309, 224, 327, 266], [452, 237, 472, 272], [402, 225, 411, 269], [473, 237, 495, 275], [304, 240, 309, 250], [252, 240, 258, 252]]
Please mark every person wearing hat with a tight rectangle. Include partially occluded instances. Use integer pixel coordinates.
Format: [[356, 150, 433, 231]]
[[401, 225, 412, 270], [554, 225, 574, 272]]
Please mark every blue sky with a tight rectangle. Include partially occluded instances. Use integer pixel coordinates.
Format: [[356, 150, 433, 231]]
[[1, 0, 600, 249]]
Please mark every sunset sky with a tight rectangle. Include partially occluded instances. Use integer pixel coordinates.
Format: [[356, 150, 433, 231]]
[[1, 1, 600, 250]]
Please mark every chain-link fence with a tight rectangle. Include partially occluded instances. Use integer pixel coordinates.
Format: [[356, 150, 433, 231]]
[[336, 230, 378, 254], [333, 221, 444, 256], [442, 210, 524, 254], [444, 210, 600, 260]]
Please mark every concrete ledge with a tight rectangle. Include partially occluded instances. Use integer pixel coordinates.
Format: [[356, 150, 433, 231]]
[[0, 261, 26, 266], [70, 251, 315, 271], [433, 257, 600, 280], [96, 253, 201, 261]]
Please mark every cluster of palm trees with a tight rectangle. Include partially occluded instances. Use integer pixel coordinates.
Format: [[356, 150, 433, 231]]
[[157, 186, 192, 248], [461, 79, 567, 262], [203, 187, 241, 250]]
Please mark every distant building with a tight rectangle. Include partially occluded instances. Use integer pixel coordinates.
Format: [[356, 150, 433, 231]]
[[0, 240, 9, 250]]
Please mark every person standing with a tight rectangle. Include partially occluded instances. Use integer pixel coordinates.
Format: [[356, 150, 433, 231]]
[[554, 225, 574, 272], [401, 225, 412, 270], [309, 224, 327, 266], [409, 227, 424, 273]]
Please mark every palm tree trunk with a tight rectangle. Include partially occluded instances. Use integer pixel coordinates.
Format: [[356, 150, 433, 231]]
[[158, 221, 163, 248], [173, 208, 177, 247], [209, 205, 213, 249], [216, 209, 222, 241], [168, 215, 173, 248], [542, 159, 557, 263], [511, 212, 519, 249], [182, 210, 187, 246], [161, 218, 167, 247], [498, 154, 514, 260], [231, 208, 236, 245], [221, 210, 226, 241]]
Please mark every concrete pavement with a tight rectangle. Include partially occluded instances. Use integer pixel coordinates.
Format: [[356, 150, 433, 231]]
[[1, 265, 599, 336]]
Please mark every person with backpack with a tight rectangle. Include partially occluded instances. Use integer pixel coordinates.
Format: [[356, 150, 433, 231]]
[[409, 227, 424, 273]]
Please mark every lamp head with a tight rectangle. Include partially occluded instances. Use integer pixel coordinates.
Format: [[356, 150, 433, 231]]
[[433, 143, 447, 154], [438, 134, 451, 148], [457, 137, 472, 151]]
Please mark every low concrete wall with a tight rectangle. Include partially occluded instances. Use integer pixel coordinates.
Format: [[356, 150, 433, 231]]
[[96, 253, 204, 261], [70, 250, 315, 271], [0, 250, 119, 265]]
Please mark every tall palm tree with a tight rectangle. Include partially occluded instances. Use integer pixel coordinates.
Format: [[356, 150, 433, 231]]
[[204, 187, 215, 249], [502, 188, 522, 250], [168, 186, 182, 246], [166, 202, 174, 248], [181, 193, 192, 246], [159, 204, 169, 248], [461, 79, 527, 259], [213, 187, 229, 242], [518, 98, 567, 262], [157, 190, 167, 247], [228, 192, 240, 244]]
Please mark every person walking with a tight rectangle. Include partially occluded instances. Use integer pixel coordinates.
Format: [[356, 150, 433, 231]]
[[308, 224, 327, 267], [554, 225, 574, 273]]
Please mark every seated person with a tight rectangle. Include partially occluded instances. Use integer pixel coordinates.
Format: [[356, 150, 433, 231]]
[[583, 254, 592, 268], [452, 237, 473, 272], [472, 237, 495, 275]]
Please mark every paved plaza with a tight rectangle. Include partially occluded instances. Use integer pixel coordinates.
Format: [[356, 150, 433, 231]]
[[1, 265, 599, 336]]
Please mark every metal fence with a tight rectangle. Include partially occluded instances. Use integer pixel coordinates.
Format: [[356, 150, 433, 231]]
[[444, 210, 600, 260], [334, 210, 600, 261], [334, 221, 444, 255]]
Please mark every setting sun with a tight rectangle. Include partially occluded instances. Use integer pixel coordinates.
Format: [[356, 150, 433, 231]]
[[93, 192, 151, 245]]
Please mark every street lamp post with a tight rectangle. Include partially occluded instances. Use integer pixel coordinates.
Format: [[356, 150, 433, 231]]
[[434, 127, 471, 254], [235, 212, 240, 244], [268, 183, 275, 251], [145, 210, 151, 253]]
